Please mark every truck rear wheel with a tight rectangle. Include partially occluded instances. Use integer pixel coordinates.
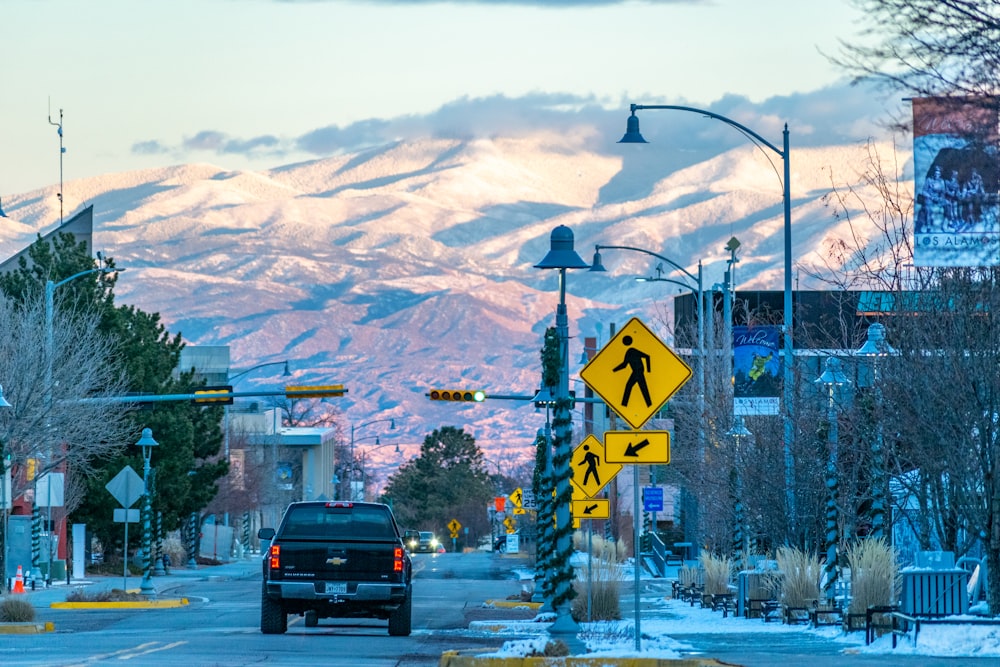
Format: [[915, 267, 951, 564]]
[[387, 590, 412, 636], [260, 584, 288, 634]]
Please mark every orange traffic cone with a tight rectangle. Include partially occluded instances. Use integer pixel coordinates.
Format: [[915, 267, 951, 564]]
[[12, 564, 25, 593]]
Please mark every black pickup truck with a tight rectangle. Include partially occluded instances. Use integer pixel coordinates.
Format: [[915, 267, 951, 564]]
[[257, 500, 413, 635]]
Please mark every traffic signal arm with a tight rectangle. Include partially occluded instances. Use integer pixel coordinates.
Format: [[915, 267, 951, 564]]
[[428, 389, 486, 402]]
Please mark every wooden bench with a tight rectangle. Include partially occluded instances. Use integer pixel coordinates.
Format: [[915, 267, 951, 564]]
[[886, 612, 1000, 648], [760, 600, 782, 622], [665, 551, 684, 566], [864, 605, 899, 644], [809, 605, 843, 628], [783, 605, 811, 625], [710, 593, 736, 618]]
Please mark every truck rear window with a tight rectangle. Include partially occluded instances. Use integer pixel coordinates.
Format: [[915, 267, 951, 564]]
[[281, 505, 396, 540]]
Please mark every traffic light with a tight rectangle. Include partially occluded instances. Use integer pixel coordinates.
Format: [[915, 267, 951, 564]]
[[285, 384, 346, 399], [192, 386, 233, 404], [428, 389, 486, 402]]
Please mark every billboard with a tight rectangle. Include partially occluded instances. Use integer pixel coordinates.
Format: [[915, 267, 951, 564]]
[[733, 325, 780, 415], [912, 97, 999, 266]]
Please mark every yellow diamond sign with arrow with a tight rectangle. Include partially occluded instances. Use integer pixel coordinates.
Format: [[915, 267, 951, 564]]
[[580, 317, 692, 429]]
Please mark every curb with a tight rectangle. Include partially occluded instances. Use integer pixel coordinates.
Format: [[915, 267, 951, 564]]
[[484, 600, 543, 610], [50, 598, 189, 609], [0, 621, 55, 635], [439, 653, 738, 667]]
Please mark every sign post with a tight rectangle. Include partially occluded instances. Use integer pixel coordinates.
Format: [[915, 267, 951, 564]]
[[105, 466, 144, 589], [579, 316, 692, 655]]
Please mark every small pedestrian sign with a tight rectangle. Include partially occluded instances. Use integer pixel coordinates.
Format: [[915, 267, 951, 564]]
[[604, 430, 671, 464], [580, 317, 692, 429], [570, 435, 622, 498], [448, 518, 462, 534]]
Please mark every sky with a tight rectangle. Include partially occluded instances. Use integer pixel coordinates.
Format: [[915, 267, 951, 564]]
[[3, 0, 883, 197]]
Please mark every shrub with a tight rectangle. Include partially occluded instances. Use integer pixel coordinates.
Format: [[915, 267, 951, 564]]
[[0, 597, 36, 622], [772, 546, 821, 608], [65, 588, 148, 603], [699, 551, 733, 596], [677, 565, 700, 588], [571, 532, 625, 622], [846, 538, 899, 616]]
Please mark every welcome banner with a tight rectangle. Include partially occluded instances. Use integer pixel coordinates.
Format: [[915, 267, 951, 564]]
[[912, 97, 1000, 266], [733, 325, 780, 416]]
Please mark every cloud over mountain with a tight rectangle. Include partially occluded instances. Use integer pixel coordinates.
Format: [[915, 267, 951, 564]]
[[1, 115, 904, 477]]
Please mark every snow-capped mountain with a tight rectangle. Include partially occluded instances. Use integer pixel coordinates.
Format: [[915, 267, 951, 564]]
[[0, 130, 901, 476]]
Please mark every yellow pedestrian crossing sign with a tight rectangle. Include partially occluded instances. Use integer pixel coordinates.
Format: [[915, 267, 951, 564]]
[[604, 430, 671, 464], [570, 435, 621, 498], [580, 317, 692, 429]]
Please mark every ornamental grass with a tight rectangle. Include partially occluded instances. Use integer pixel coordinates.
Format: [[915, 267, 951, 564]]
[[772, 546, 821, 608], [845, 538, 899, 616], [699, 551, 733, 596]]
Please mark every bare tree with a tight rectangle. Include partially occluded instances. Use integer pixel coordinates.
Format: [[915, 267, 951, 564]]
[[0, 294, 133, 501], [835, 1, 1000, 98], [0, 293, 132, 586], [821, 141, 1000, 615]]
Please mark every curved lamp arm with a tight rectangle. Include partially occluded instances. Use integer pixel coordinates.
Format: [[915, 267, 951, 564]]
[[630, 104, 785, 158]]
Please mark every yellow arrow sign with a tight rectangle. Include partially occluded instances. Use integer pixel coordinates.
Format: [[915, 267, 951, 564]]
[[580, 317, 692, 429], [570, 435, 622, 498], [572, 498, 610, 519], [604, 430, 671, 464]]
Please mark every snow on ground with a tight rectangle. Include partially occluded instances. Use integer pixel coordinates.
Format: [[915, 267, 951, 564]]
[[485, 563, 1000, 660]]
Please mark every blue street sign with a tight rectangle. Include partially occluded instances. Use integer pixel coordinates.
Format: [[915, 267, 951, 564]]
[[643, 486, 664, 512]]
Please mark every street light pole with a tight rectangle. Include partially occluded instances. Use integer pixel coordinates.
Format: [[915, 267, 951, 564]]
[[348, 419, 395, 501], [726, 416, 753, 559], [815, 357, 849, 604], [0, 385, 12, 594], [134, 427, 159, 598], [534, 225, 589, 654], [590, 244, 706, 545], [856, 323, 897, 541], [36, 264, 120, 583], [619, 104, 796, 537]]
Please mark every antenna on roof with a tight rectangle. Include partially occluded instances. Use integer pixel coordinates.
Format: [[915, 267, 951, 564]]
[[47, 99, 65, 226]]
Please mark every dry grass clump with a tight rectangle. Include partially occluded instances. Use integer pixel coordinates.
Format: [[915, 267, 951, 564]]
[[572, 532, 625, 621], [846, 538, 899, 615], [699, 551, 733, 596], [677, 564, 701, 588], [65, 588, 148, 602], [772, 546, 821, 608], [572, 532, 627, 562], [0, 597, 36, 622]]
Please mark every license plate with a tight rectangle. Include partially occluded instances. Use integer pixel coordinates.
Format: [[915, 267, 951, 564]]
[[324, 582, 347, 594]]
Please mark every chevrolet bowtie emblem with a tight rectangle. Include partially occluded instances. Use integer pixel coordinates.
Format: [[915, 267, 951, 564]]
[[327, 557, 347, 566]]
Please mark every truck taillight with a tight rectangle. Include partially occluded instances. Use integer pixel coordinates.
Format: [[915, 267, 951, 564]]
[[269, 544, 281, 570], [394, 547, 403, 573]]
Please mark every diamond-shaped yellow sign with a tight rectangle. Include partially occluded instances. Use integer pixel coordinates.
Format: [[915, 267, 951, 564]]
[[580, 317, 692, 429], [570, 435, 622, 498]]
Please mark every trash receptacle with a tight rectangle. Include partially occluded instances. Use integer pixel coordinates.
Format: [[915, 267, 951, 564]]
[[901, 568, 968, 616]]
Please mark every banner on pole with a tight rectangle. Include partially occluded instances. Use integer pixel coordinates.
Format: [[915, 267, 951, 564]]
[[733, 325, 780, 415], [912, 96, 1000, 267]]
